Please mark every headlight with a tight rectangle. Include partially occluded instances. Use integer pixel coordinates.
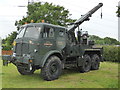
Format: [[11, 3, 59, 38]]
[[12, 53, 16, 57], [29, 40, 34, 44], [34, 49, 37, 52]]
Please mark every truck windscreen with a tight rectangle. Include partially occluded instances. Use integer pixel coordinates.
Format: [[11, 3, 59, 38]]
[[16, 27, 26, 39], [17, 26, 41, 39], [24, 26, 41, 39]]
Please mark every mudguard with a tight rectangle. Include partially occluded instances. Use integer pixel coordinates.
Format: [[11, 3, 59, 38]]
[[84, 48, 103, 62], [41, 50, 63, 67]]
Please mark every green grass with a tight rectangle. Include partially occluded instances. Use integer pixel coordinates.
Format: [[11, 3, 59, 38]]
[[1, 60, 119, 88]]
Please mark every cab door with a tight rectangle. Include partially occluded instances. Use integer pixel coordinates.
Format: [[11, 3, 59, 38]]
[[56, 28, 66, 50], [40, 26, 56, 56]]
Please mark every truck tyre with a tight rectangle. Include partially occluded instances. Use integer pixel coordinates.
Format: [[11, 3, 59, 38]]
[[91, 54, 100, 70], [78, 54, 91, 73], [41, 56, 62, 81], [17, 66, 35, 75]]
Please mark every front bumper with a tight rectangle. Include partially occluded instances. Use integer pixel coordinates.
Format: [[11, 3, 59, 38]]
[[2, 54, 33, 66], [2, 55, 13, 66], [2, 55, 34, 71]]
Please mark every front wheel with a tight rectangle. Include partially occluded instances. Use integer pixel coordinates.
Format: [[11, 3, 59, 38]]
[[78, 54, 91, 73], [41, 56, 62, 81]]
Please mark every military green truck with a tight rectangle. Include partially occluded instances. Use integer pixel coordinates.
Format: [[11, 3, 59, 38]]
[[2, 3, 103, 81]]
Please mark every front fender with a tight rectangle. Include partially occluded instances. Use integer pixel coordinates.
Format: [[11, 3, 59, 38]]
[[40, 50, 62, 67]]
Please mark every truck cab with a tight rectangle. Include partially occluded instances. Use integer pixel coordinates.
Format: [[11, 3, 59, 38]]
[[12, 23, 66, 66]]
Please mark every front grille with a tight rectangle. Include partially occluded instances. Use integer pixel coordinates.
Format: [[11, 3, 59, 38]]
[[22, 43, 29, 54], [16, 43, 29, 56], [16, 43, 21, 55]]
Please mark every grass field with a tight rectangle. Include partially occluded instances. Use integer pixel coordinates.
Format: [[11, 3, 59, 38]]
[[1, 60, 119, 88]]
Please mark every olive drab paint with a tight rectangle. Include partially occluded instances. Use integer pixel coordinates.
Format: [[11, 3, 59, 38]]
[[2, 3, 103, 81]]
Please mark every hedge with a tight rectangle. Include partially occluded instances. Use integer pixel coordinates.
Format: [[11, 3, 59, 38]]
[[103, 45, 120, 62]]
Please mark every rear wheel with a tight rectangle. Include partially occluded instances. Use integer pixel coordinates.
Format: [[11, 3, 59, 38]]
[[91, 54, 100, 70], [78, 54, 91, 73], [41, 56, 62, 81], [17, 66, 35, 75]]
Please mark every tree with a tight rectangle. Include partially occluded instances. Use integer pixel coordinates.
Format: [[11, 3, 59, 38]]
[[89, 35, 105, 44], [15, 2, 75, 27], [116, 6, 120, 17], [104, 37, 120, 45], [89, 35, 102, 41], [2, 32, 17, 50], [89, 35, 120, 45], [3, 2, 75, 50]]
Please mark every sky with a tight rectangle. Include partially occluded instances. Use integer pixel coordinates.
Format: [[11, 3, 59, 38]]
[[0, 0, 119, 40]]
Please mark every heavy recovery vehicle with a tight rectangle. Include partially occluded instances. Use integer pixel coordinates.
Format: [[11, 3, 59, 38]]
[[2, 3, 103, 81]]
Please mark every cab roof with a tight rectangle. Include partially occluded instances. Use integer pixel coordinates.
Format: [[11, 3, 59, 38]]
[[22, 23, 66, 29]]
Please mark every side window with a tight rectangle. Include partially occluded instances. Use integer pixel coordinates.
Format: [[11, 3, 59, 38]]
[[49, 28, 54, 37], [43, 27, 54, 38], [59, 30, 64, 37]]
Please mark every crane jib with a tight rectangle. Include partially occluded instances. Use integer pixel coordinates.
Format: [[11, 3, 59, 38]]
[[67, 3, 103, 32]]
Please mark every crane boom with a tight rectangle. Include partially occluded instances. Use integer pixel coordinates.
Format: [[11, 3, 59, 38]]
[[67, 3, 103, 32]]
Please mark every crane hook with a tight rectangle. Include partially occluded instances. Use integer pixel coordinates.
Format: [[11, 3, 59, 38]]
[[101, 7, 103, 19]]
